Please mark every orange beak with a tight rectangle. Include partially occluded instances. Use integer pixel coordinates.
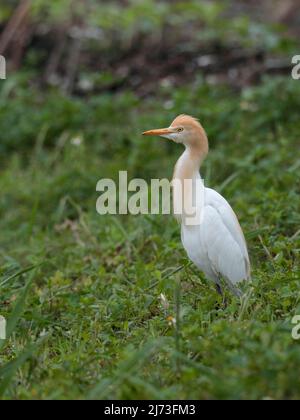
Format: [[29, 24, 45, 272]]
[[142, 127, 174, 137]]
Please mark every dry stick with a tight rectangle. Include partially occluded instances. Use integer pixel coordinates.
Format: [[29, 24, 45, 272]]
[[258, 233, 273, 262], [62, 0, 87, 94], [174, 273, 181, 377], [0, 0, 31, 55], [10, 11, 31, 71], [290, 229, 300, 241], [275, 0, 299, 23], [44, 26, 68, 83], [146, 261, 192, 291], [62, 35, 82, 95], [254, 217, 275, 268]]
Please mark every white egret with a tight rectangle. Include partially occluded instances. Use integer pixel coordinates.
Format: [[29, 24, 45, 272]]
[[143, 115, 250, 298]]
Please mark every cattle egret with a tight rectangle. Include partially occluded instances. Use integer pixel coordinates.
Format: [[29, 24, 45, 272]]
[[143, 115, 250, 298]]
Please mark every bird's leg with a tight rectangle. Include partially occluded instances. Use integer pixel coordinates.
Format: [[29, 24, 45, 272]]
[[215, 283, 228, 308], [225, 279, 243, 299], [215, 283, 223, 296]]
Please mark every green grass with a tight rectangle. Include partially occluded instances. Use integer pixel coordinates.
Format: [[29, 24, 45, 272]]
[[0, 76, 300, 399]]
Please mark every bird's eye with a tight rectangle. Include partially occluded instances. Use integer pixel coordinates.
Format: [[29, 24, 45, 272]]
[[177, 128, 184, 132]]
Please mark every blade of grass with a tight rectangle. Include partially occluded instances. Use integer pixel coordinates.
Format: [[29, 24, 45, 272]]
[[146, 261, 192, 291], [0, 343, 36, 397], [174, 274, 181, 376], [6, 273, 35, 338], [0, 271, 35, 351], [0, 263, 41, 289], [87, 337, 167, 400], [216, 171, 240, 193], [0, 335, 47, 398], [0, 270, 40, 397]]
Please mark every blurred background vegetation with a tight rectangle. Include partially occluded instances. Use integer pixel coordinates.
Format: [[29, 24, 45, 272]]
[[0, 0, 299, 155], [0, 0, 299, 400]]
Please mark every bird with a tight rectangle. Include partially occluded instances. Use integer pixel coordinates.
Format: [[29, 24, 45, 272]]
[[143, 114, 250, 299]]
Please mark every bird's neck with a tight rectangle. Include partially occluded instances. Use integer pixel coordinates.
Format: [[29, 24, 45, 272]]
[[173, 144, 206, 182], [172, 145, 207, 224]]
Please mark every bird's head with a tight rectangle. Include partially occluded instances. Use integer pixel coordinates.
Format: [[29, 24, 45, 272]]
[[143, 114, 208, 156]]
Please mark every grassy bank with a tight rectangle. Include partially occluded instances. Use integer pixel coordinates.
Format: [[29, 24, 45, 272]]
[[0, 75, 300, 399]]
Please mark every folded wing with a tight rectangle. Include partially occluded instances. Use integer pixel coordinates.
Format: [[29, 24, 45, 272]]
[[203, 188, 250, 285]]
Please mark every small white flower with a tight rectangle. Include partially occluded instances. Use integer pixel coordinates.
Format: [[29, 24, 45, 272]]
[[39, 329, 47, 338], [240, 101, 258, 112], [71, 137, 83, 146], [164, 100, 174, 110], [167, 316, 176, 327], [78, 78, 93, 92], [0, 316, 6, 340], [160, 78, 173, 88], [160, 293, 169, 311]]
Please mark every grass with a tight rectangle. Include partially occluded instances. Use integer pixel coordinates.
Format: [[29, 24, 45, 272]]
[[0, 75, 300, 399]]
